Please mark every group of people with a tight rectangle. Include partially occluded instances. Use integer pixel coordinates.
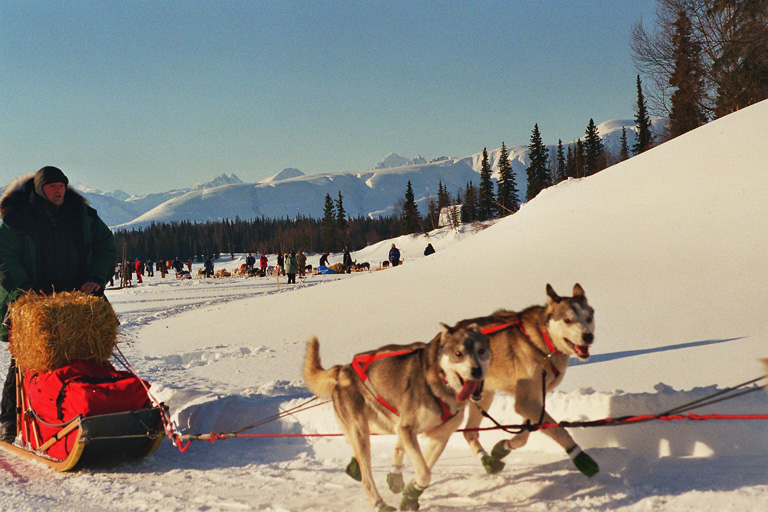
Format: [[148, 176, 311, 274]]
[[116, 256, 196, 285]]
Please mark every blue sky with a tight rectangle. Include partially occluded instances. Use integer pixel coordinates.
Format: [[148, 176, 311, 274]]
[[1, 1, 656, 195]]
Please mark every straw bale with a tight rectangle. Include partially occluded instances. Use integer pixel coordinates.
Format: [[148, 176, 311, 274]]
[[8, 291, 120, 372]]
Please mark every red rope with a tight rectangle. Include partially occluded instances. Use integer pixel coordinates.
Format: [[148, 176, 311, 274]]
[[174, 412, 768, 445]]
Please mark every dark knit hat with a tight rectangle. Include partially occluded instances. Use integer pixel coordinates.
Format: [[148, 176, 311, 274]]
[[34, 166, 69, 197]]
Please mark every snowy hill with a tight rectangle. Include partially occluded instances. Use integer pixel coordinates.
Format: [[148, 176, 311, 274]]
[[2, 101, 767, 511], [82, 120, 666, 229]]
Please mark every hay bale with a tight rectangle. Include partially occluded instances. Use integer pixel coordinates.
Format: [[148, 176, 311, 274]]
[[8, 291, 120, 372]]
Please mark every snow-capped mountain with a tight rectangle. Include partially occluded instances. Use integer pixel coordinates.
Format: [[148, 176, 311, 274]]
[[79, 120, 668, 229], [373, 153, 428, 169]]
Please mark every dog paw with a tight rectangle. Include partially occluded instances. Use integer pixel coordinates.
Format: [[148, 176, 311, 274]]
[[377, 502, 397, 512], [490, 439, 512, 461], [387, 472, 405, 493], [481, 454, 505, 474], [345, 457, 362, 481]]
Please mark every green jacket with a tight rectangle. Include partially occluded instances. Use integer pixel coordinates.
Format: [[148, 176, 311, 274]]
[[0, 175, 116, 340], [284, 253, 298, 274]]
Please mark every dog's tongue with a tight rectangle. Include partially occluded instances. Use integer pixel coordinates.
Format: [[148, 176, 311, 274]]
[[457, 380, 481, 402], [575, 344, 590, 358]]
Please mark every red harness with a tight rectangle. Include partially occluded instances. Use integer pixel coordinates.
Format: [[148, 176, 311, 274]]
[[480, 321, 563, 378], [351, 349, 453, 422]]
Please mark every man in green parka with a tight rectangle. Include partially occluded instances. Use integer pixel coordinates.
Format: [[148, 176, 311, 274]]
[[0, 166, 115, 441]]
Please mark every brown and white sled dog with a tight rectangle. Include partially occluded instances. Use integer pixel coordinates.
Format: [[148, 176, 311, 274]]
[[303, 324, 491, 512], [459, 283, 600, 477]]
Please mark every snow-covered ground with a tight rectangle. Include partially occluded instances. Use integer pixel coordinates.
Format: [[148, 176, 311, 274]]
[[1, 100, 767, 511]]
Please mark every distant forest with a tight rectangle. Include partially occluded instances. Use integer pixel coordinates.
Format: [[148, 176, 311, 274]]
[[113, 215, 403, 263]]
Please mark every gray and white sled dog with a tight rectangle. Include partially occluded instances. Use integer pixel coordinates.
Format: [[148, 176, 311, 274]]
[[303, 323, 491, 512], [458, 283, 599, 477]]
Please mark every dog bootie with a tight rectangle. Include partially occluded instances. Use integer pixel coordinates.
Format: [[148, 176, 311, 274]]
[[399, 481, 425, 511], [345, 457, 362, 481], [567, 445, 599, 477], [490, 439, 512, 461], [387, 471, 405, 493], [481, 454, 505, 474], [375, 501, 396, 512]]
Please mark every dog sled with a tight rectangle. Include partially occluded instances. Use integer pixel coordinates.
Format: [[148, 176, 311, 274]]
[[0, 291, 165, 471], [0, 359, 164, 471]]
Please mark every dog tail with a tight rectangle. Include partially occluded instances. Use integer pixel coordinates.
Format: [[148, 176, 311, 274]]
[[303, 336, 339, 398]]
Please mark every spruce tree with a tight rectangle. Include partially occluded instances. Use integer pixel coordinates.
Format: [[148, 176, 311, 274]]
[[525, 125, 550, 201], [437, 181, 451, 210], [426, 197, 439, 230], [477, 148, 495, 221], [401, 181, 421, 234], [633, 75, 654, 154], [583, 118, 605, 175], [669, 10, 707, 137], [555, 140, 567, 183], [335, 191, 348, 246], [462, 181, 478, 222], [574, 139, 586, 178], [495, 142, 519, 217], [619, 127, 630, 161], [321, 193, 337, 250], [565, 145, 576, 178]]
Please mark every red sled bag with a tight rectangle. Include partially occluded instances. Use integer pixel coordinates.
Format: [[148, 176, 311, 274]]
[[22, 359, 151, 460]]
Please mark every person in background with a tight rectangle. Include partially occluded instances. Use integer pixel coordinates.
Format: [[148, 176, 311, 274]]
[[388, 243, 401, 267], [343, 247, 353, 274], [259, 253, 268, 276], [319, 252, 329, 267], [296, 250, 307, 277], [134, 258, 144, 283], [146, 259, 154, 277], [284, 251, 297, 284], [0, 166, 115, 442]]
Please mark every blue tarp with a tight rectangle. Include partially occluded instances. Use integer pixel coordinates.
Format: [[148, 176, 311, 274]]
[[316, 265, 337, 275]]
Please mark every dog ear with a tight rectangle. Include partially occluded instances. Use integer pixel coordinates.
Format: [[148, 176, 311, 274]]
[[466, 323, 480, 333], [440, 322, 455, 335], [546, 283, 561, 303], [573, 283, 586, 298]]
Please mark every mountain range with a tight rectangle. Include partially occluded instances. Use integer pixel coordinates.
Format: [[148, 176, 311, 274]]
[[74, 119, 667, 229]]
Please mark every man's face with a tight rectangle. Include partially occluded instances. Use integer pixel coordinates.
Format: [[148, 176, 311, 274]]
[[42, 182, 66, 206]]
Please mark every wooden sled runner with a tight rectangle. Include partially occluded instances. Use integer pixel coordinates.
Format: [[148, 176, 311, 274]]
[[0, 407, 164, 471]]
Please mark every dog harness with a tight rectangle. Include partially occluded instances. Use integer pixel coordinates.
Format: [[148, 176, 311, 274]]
[[351, 349, 453, 423], [480, 321, 563, 378]]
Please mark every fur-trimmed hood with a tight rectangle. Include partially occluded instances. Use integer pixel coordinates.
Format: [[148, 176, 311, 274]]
[[0, 173, 88, 221]]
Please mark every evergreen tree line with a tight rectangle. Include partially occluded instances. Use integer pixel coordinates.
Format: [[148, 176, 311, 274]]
[[114, 214, 401, 262]]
